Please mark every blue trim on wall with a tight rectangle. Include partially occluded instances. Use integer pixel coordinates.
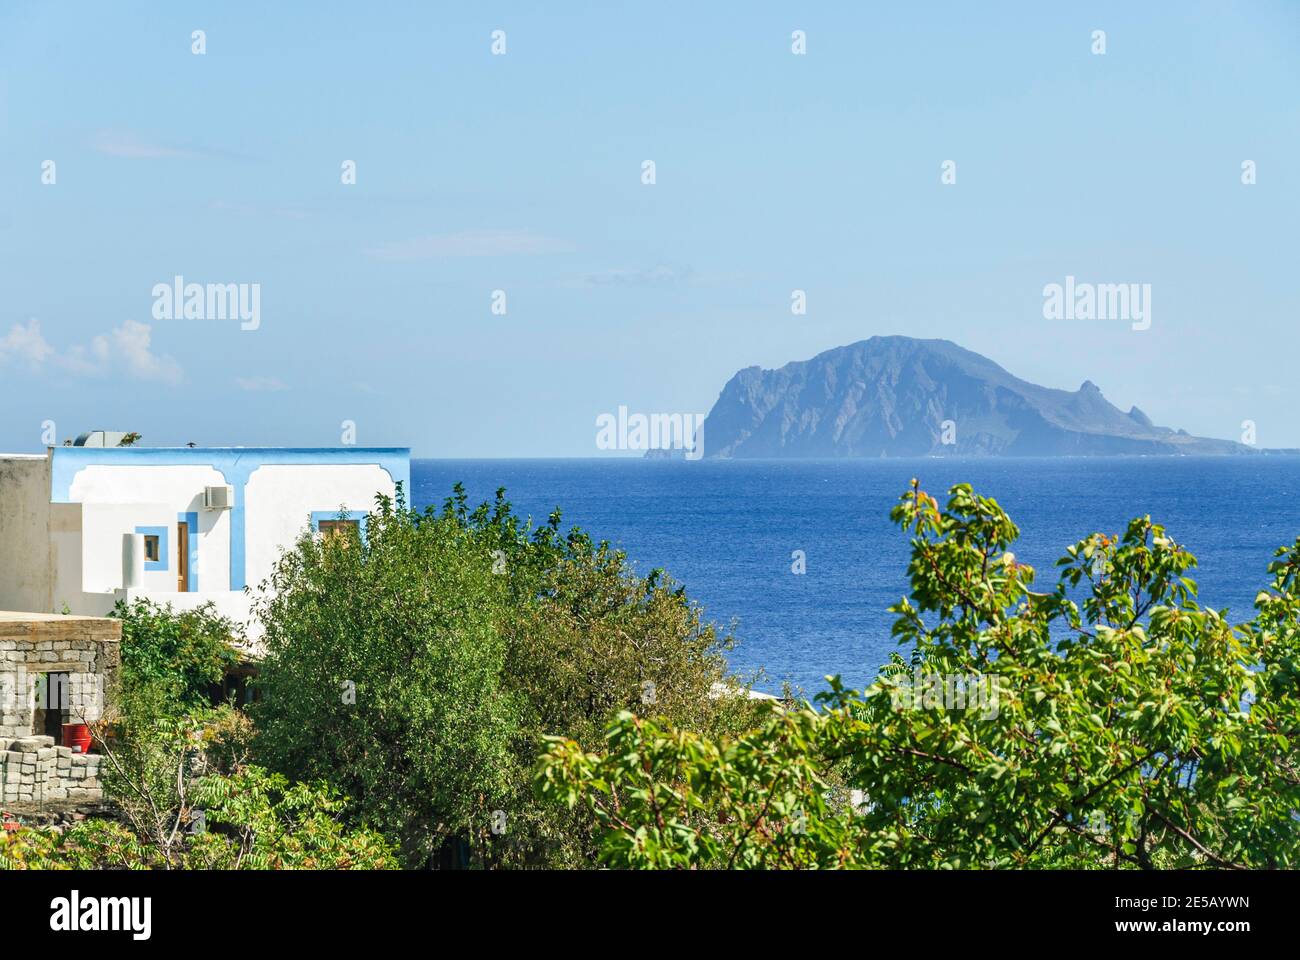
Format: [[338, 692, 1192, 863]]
[[179, 511, 199, 591], [50, 448, 411, 591], [310, 511, 369, 544], [134, 525, 169, 571]]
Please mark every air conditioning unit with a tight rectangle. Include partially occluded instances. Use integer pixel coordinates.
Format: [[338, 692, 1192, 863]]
[[203, 485, 234, 510]]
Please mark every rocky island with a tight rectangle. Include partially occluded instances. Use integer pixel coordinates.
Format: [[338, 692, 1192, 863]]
[[693, 336, 1283, 458]]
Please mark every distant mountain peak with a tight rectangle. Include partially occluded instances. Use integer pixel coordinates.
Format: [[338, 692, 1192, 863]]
[[696, 336, 1264, 459], [1127, 405, 1155, 428]]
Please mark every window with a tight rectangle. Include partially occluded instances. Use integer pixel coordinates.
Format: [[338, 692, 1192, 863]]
[[135, 525, 169, 571], [318, 519, 360, 540]]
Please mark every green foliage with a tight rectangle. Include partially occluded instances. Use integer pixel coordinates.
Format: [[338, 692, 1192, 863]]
[[251, 485, 757, 868], [536, 480, 1300, 869], [250, 491, 519, 868], [91, 702, 253, 866], [110, 598, 241, 715], [181, 766, 396, 869], [0, 819, 147, 870], [0, 769, 394, 870], [449, 485, 761, 867], [5, 701, 391, 871], [537, 708, 855, 868]]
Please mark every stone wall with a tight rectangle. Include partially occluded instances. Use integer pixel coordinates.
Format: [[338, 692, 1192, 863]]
[[0, 736, 102, 804], [0, 612, 120, 806]]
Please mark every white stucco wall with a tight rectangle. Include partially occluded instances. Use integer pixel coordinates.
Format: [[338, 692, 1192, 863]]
[[66, 464, 232, 594], [44, 504, 119, 617], [0, 456, 53, 612], [49, 503, 84, 612], [243, 464, 396, 587], [3, 450, 404, 640], [79, 503, 173, 593]]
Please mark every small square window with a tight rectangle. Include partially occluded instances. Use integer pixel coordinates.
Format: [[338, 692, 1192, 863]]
[[318, 519, 360, 540], [144, 535, 160, 562]]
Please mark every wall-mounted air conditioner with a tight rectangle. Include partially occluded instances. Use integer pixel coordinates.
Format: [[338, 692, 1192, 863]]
[[203, 485, 234, 510]]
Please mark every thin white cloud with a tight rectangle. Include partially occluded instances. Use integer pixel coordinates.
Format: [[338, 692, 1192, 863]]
[[574, 264, 693, 288], [209, 200, 308, 221], [365, 229, 575, 261], [236, 375, 289, 392], [90, 130, 254, 162], [562, 263, 748, 290], [90, 130, 196, 159], [0, 318, 182, 385]]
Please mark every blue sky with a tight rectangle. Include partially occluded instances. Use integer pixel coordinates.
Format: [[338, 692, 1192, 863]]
[[1, 1, 1297, 456]]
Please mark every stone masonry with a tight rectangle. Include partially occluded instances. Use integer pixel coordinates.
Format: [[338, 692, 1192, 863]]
[[0, 736, 103, 804], [0, 611, 120, 807]]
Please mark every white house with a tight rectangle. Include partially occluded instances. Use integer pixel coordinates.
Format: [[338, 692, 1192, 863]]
[[0, 436, 410, 648]]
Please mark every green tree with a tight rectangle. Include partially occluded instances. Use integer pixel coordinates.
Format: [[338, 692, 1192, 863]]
[[536, 481, 1300, 869], [110, 598, 241, 715], [447, 485, 761, 867], [91, 703, 252, 867], [251, 486, 758, 868], [251, 493, 519, 868]]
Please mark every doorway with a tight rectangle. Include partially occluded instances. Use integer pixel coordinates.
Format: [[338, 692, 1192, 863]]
[[177, 521, 189, 591], [35, 672, 69, 740]]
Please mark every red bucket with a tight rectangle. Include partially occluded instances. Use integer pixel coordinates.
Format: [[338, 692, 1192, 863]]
[[62, 723, 93, 754]]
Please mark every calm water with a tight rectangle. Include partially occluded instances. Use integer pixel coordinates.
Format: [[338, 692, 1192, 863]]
[[412, 458, 1300, 695]]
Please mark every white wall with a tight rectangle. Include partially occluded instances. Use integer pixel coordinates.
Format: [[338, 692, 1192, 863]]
[[9, 455, 398, 640], [0, 456, 53, 612], [50, 503, 93, 615], [49, 503, 82, 606], [79, 502, 173, 593], [244, 464, 396, 587], [67, 464, 231, 593], [68, 464, 228, 509]]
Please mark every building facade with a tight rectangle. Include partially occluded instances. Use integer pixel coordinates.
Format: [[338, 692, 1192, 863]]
[[0, 445, 410, 645]]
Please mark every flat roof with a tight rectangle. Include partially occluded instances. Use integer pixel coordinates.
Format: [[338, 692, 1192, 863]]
[[0, 610, 118, 624], [4, 447, 409, 455], [47, 446, 413, 504], [53, 446, 409, 453], [0, 610, 121, 642]]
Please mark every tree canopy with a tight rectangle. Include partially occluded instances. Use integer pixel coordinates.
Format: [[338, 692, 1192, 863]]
[[536, 481, 1300, 869], [250, 485, 756, 868]]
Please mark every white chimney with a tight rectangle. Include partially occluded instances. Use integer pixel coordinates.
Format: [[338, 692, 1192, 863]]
[[123, 533, 145, 589]]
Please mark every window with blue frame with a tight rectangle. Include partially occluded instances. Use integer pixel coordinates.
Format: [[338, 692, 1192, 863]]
[[134, 525, 169, 571], [310, 511, 367, 544]]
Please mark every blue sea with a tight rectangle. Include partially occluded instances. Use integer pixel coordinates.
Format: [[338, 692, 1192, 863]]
[[412, 458, 1300, 696]]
